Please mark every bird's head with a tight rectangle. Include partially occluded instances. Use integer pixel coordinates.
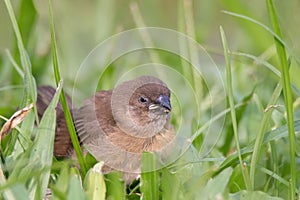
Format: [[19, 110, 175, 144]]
[[111, 76, 172, 138]]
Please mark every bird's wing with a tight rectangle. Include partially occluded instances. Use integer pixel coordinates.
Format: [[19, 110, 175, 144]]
[[74, 91, 114, 144]]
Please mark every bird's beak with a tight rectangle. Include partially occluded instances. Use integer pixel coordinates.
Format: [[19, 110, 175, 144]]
[[156, 94, 171, 113]]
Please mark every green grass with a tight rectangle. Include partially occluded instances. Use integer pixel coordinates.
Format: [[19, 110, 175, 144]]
[[0, 0, 299, 199], [48, 0, 87, 177], [221, 26, 252, 191], [266, 1, 296, 199]]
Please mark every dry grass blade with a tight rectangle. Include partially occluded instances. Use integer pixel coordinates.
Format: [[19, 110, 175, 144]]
[[0, 103, 33, 140]]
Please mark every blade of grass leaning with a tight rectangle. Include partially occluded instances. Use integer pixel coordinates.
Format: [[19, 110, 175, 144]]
[[250, 82, 282, 188], [5, 86, 35, 158], [222, 10, 300, 67], [129, 2, 166, 80], [129, 2, 160, 64], [221, 10, 286, 48], [48, 0, 87, 176], [220, 26, 252, 190], [257, 165, 289, 188], [191, 102, 247, 143], [266, 0, 296, 199], [4, 0, 38, 158], [219, 90, 254, 155], [29, 81, 62, 199], [231, 51, 280, 77], [10, 0, 37, 87], [230, 52, 300, 97], [3, 0, 38, 116]]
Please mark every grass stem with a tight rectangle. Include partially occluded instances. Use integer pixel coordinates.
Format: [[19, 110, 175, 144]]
[[48, 0, 87, 177], [266, 0, 296, 198], [220, 26, 252, 190]]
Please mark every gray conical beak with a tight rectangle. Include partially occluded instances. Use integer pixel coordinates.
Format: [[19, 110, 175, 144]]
[[156, 95, 171, 112]]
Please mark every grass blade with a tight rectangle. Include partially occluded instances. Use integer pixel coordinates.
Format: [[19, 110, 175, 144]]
[[220, 26, 252, 190], [3, 0, 37, 110], [250, 82, 282, 188], [141, 152, 159, 200], [222, 10, 300, 67], [178, 0, 203, 122], [4, 0, 38, 159], [231, 51, 280, 77], [48, 0, 87, 176], [129, 2, 167, 81], [129, 2, 161, 64], [30, 82, 62, 199], [266, 1, 296, 199]]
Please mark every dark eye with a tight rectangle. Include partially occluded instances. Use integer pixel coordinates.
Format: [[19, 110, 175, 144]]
[[139, 96, 148, 103]]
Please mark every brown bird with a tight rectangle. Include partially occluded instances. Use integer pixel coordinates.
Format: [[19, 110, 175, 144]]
[[37, 76, 175, 183]]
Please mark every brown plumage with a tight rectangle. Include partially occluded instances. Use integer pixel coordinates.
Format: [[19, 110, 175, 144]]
[[37, 76, 175, 183]]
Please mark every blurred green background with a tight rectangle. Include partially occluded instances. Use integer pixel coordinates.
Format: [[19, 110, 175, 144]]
[[1, 0, 300, 198]]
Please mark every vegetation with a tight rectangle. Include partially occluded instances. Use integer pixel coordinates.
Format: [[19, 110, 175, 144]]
[[0, 0, 299, 199]]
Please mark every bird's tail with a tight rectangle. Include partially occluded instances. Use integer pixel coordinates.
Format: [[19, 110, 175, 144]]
[[37, 86, 74, 157]]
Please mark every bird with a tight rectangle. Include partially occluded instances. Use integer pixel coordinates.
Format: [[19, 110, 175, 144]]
[[37, 76, 175, 183]]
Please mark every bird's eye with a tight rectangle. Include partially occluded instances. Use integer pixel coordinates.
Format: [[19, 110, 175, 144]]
[[139, 96, 148, 103]]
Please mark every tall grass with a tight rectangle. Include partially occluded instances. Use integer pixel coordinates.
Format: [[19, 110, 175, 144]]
[[266, 1, 296, 199], [48, 0, 87, 177], [220, 26, 252, 191]]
